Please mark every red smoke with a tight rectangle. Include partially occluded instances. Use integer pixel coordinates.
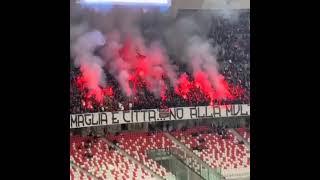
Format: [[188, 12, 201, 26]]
[[174, 72, 240, 105], [76, 65, 113, 107], [118, 37, 169, 99], [175, 73, 192, 99], [194, 71, 216, 100], [74, 37, 246, 111]]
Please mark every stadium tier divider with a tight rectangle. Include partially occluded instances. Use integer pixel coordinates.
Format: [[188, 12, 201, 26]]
[[101, 137, 165, 180], [229, 129, 250, 151]]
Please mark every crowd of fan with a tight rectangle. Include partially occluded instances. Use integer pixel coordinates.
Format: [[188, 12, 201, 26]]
[[214, 11, 250, 104], [70, 10, 250, 114]]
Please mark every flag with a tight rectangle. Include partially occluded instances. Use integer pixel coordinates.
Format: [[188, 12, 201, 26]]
[[159, 108, 170, 118]]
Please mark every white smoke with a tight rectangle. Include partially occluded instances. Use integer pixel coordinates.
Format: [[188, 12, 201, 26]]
[[100, 33, 177, 98], [163, 11, 236, 99], [99, 31, 133, 96], [202, 0, 244, 22], [70, 23, 89, 43], [186, 36, 226, 94], [70, 0, 243, 99], [71, 29, 107, 88]]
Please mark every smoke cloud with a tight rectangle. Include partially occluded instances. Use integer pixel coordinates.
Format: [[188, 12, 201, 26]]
[[71, 28, 108, 103], [70, 1, 243, 103]]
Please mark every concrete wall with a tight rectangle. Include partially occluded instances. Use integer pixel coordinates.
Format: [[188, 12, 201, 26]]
[[202, 0, 250, 9], [170, 0, 250, 16]]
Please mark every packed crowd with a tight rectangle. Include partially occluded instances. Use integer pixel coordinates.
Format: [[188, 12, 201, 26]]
[[70, 10, 250, 114], [213, 11, 250, 104]]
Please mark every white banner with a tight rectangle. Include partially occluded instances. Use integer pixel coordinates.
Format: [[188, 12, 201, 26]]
[[70, 104, 250, 128]]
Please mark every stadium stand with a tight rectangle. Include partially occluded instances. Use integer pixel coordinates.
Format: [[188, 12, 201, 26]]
[[70, 10, 250, 114], [70, 165, 95, 180], [70, 7, 250, 180], [70, 135, 154, 180], [170, 126, 250, 179], [107, 132, 176, 179], [102, 126, 250, 179]]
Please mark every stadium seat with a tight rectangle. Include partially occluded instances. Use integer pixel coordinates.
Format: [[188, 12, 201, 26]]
[[107, 132, 176, 179], [170, 127, 250, 179], [70, 135, 153, 180]]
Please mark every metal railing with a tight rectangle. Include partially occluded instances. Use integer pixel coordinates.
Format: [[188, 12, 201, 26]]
[[164, 132, 224, 180], [148, 146, 222, 180]]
